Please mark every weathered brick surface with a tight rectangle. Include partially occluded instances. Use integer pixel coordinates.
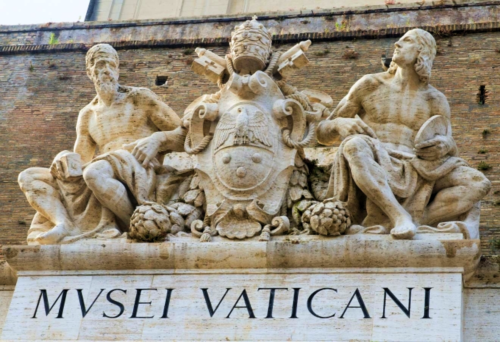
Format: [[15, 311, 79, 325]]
[[0, 30, 499, 255]]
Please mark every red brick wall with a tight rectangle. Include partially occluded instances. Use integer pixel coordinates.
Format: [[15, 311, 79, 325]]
[[0, 32, 498, 254]]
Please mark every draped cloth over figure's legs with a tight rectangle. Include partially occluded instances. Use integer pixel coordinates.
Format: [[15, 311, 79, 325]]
[[325, 134, 481, 238], [27, 149, 158, 244]]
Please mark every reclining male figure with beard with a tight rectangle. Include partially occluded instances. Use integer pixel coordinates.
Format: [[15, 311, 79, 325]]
[[18, 44, 186, 244]]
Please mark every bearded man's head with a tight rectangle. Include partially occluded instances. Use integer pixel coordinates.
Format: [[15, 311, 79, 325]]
[[86, 44, 120, 93]]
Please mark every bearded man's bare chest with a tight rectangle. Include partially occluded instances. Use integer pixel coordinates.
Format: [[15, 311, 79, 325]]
[[88, 103, 156, 148]]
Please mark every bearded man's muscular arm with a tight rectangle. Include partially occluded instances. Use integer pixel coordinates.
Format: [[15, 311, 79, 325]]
[[146, 92, 186, 153], [141, 90, 186, 153], [74, 107, 97, 164]]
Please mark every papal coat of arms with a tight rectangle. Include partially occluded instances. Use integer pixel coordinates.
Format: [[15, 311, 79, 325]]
[[180, 18, 331, 240]]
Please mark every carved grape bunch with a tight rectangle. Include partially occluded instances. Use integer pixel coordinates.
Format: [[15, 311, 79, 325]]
[[130, 201, 203, 242], [301, 199, 351, 236]]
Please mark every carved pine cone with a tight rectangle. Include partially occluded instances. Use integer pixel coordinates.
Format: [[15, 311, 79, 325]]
[[301, 199, 351, 236], [129, 202, 172, 242]]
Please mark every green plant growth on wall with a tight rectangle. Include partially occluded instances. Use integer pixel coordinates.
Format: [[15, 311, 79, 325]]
[[335, 21, 347, 32], [490, 238, 500, 254], [314, 48, 330, 57], [478, 161, 492, 171], [48, 33, 59, 45]]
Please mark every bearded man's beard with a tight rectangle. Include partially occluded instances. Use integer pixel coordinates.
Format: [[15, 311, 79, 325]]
[[95, 75, 118, 96]]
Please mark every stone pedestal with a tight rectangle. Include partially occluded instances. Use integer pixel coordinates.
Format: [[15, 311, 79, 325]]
[[1, 235, 480, 341]]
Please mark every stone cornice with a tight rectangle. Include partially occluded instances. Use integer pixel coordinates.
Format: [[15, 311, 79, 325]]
[[3, 236, 480, 281], [0, 21, 499, 56]]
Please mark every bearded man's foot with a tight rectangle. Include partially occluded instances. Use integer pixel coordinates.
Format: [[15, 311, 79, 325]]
[[35, 223, 72, 244], [390, 218, 417, 240]]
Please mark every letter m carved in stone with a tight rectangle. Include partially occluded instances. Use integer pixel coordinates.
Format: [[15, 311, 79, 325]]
[[32, 289, 69, 319]]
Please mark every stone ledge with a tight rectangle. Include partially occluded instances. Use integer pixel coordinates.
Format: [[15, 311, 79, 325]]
[[3, 236, 480, 276]]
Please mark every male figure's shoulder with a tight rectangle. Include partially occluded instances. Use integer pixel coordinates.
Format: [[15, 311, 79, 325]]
[[423, 84, 447, 102], [119, 85, 162, 104], [422, 84, 450, 117], [361, 71, 391, 83], [351, 72, 389, 94], [77, 99, 97, 126]]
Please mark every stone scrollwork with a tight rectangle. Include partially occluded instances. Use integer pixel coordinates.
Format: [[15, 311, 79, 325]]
[[183, 102, 218, 155], [259, 216, 290, 241]]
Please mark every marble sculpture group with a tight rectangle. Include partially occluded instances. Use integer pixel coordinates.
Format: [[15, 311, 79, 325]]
[[18, 18, 491, 245]]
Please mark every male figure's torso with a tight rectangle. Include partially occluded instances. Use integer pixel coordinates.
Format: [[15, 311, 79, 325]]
[[83, 87, 161, 154], [356, 73, 445, 154]]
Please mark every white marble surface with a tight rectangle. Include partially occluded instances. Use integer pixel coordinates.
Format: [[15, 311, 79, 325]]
[[0, 287, 14, 338], [0, 238, 488, 341], [463, 288, 500, 342], [2, 269, 462, 341]]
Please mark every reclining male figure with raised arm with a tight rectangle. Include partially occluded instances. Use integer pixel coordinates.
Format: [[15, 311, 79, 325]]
[[316, 29, 491, 239], [18, 44, 186, 244]]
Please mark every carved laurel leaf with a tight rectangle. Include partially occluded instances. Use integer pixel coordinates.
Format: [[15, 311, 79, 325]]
[[183, 189, 200, 204], [289, 186, 303, 202], [190, 174, 200, 190], [290, 170, 300, 186], [194, 191, 205, 207]]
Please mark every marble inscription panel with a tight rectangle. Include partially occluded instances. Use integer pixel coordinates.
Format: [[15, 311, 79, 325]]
[[2, 271, 462, 341]]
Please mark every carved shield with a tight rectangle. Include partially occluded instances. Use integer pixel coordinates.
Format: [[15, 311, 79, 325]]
[[193, 71, 301, 238], [213, 103, 276, 192]]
